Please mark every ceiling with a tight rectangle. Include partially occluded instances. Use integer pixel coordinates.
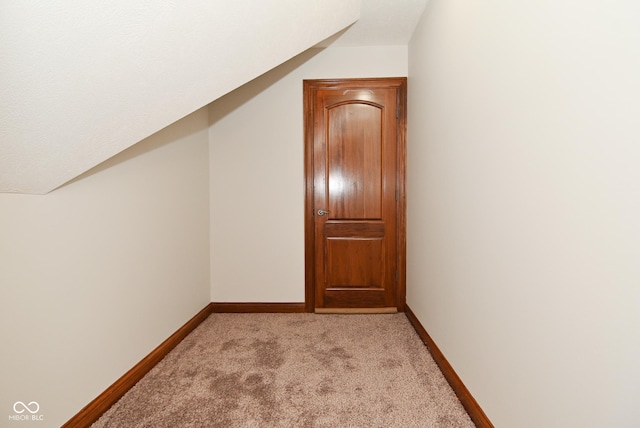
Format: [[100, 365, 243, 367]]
[[323, 0, 429, 47], [0, 0, 428, 195]]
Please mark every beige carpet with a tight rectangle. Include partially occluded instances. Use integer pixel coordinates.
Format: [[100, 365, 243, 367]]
[[92, 313, 474, 427]]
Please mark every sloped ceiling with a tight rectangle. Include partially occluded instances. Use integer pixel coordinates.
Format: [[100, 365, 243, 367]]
[[0, 0, 361, 194], [320, 0, 429, 47]]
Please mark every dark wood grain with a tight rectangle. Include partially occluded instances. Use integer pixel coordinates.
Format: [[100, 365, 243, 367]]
[[323, 288, 387, 307], [61, 303, 213, 428], [395, 78, 408, 311], [326, 238, 383, 288], [304, 78, 407, 312], [323, 221, 385, 236], [404, 305, 494, 428], [304, 80, 317, 312], [211, 302, 306, 313], [327, 103, 382, 219]]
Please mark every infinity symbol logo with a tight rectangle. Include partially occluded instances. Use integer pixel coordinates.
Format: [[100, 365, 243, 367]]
[[13, 401, 40, 414]]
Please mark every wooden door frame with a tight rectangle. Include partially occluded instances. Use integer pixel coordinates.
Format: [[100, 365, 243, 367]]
[[303, 77, 407, 313]]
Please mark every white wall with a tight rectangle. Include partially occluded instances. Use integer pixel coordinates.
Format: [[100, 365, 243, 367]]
[[1, 0, 360, 194], [0, 108, 211, 426], [209, 46, 407, 302], [408, 1, 640, 426]]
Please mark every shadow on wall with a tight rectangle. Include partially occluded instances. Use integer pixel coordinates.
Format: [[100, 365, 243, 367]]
[[57, 46, 327, 193], [55, 108, 209, 192], [208, 47, 325, 125]]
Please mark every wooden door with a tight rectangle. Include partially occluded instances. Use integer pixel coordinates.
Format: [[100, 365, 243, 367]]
[[304, 78, 407, 312]]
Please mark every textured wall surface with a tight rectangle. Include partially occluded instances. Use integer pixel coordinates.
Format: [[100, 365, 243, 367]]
[[209, 45, 408, 303], [0, 0, 360, 194], [0, 108, 211, 426], [407, 1, 640, 426]]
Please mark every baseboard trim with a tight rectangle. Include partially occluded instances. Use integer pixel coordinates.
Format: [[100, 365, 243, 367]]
[[404, 305, 494, 428], [61, 303, 213, 428], [211, 302, 306, 313]]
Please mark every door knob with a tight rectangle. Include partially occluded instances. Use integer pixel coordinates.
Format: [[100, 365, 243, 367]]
[[317, 209, 330, 216]]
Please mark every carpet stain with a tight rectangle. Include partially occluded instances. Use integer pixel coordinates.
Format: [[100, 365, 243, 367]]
[[314, 345, 355, 370], [208, 370, 242, 402], [220, 338, 241, 351], [182, 366, 198, 378], [299, 409, 319, 428], [380, 358, 402, 369], [91, 314, 475, 428], [438, 413, 469, 427], [206, 369, 279, 423], [253, 338, 285, 369], [316, 378, 336, 395], [173, 396, 234, 428], [243, 373, 278, 416]]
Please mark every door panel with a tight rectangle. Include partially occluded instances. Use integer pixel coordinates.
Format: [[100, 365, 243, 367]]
[[327, 103, 382, 219], [326, 238, 384, 288], [304, 78, 407, 312]]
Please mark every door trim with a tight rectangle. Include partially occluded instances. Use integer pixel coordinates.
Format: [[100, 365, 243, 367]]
[[303, 77, 407, 313]]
